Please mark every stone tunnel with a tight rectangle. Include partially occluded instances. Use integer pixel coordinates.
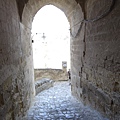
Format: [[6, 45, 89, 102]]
[[0, 0, 120, 119]]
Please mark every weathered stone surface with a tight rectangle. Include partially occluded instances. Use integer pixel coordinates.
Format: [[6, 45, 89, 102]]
[[35, 78, 54, 95], [0, 0, 35, 119], [34, 69, 68, 81], [71, 0, 120, 119]]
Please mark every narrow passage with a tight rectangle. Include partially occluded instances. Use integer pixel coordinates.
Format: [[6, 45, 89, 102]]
[[27, 82, 108, 120]]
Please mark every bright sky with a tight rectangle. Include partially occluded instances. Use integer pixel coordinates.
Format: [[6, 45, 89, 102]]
[[32, 5, 70, 69]]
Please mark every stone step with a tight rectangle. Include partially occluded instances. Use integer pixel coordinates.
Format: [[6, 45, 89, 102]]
[[35, 78, 54, 95]]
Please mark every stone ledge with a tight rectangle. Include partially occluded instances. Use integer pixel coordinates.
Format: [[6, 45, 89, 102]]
[[35, 78, 54, 95], [34, 69, 68, 81]]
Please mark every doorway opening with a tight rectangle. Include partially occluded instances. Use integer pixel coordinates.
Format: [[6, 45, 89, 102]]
[[31, 5, 71, 94], [32, 5, 70, 69]]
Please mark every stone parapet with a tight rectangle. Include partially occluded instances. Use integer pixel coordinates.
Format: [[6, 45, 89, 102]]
[[35, 78, 54, 95], [34, 69, 68, 81]]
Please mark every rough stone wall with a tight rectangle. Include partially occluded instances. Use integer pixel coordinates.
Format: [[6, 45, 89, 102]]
[[70, 23, 85, 100], [70, 1, 85, 102], [34, 69, 68, 81], [71, 0, 120, 119], [0, 0, 35, 120]]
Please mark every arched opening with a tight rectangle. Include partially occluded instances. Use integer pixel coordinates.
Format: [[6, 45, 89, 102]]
[[31, 5, 71, 96], [21, 0, 84, 100], [32, 5, 70, 70], [20, 0, 85, 118], [20, 0, 119, 119]]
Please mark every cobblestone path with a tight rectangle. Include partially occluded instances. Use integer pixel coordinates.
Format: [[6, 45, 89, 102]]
[[27, 82, 109, 120]]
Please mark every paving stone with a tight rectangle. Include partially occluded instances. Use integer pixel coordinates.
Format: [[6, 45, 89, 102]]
[[26, 82, 109, 120]]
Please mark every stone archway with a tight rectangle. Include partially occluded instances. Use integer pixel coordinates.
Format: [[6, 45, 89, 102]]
[[19, 1, 120, 119], [19, 0, 85, 118], [20, 0, 85, 102], [21, 0, 84, 38]]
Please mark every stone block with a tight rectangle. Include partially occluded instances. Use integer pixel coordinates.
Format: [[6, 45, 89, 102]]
[[35, 78, 54, 95]]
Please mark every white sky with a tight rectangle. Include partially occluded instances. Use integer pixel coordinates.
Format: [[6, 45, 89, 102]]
[[32, 5, 70, 69]]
